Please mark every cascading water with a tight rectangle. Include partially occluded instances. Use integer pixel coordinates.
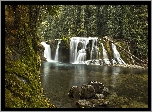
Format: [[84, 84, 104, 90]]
[[40, 42, 52, 62], [76, 49, 86, 64], [70, 37, 98, 64], [101, 43, 111, 65], [41, 37, 127, 66], [90, 38, 98, 60], [111, 43, 126, 65], [54, 40, 61, 62]]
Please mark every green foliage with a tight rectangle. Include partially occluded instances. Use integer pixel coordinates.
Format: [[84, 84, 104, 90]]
[[5, 5, 148, 107], [5, 5, 56, 108], [39, 5, 148, 61]]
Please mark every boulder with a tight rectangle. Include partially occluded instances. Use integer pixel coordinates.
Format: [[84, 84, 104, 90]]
[[90, 99, 109, 108], [68, 81, 110, 108], [80, 84, 95, 99], [95, 94, 105, 99], [102, 87, 110, 96], [76, 99, 110, 108], [76, 99, 93, 108], [68, 86, 80, 99], [88, 81, 104, 93]]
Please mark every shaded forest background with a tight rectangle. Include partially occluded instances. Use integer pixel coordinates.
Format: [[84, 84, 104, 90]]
[[5, 5, 148, 108], [38, 5, 148, 61]]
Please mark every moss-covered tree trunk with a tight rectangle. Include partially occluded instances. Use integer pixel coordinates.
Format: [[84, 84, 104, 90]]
[[5, 5, 56, 108]]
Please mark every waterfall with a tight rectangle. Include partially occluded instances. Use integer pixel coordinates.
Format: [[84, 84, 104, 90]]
[[55, 40, 61, 62], [90, 38, 98, 60], [70, 37, 80, 63], [76, 49, 86, 64], [101, 43, 111, 65], [41, 37, 127, 66], [40, 42, 52, 62], [70, 37, 98, 64], [111, 43, 126, 65]]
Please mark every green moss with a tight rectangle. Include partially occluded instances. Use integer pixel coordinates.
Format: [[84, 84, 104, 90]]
[[5, 55, 56, 108], [5, 5, 57, 108], [5, 34, 56, 108], [103, 41, 113, 61], [5, 58, 56, 108]]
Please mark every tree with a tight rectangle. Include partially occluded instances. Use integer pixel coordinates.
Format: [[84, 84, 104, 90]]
[[38, 5, 148, 61], [5, 5, 60, 108]]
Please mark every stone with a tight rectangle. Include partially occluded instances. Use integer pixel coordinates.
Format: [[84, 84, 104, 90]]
[[68, 81, 110, 108], [76, 99, 93, 108], [68, 86, 80, 99], [41, 57, 47, 61], [90, 99, 109, 108], [80, 84, 95, 99], [95, 94, 105, 99], [102, 87, 110, 96], [88, 81, 104, 93]]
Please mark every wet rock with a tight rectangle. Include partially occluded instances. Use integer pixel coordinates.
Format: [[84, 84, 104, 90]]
[[88, 81, 104, 93], [68, 86, 80, 99], [95, 94, 105, 99], [102, 87, 110, 96], [76, 99, 93, 108], [80, 84, 95, 99], [68, 81, 110, 108], [90, 99, 109, 108], [41, 57, 47, 61], [76, 99, 110, 108]]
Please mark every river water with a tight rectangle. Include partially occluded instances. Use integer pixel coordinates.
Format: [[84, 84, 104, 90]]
[[40, 62, 148, 108]]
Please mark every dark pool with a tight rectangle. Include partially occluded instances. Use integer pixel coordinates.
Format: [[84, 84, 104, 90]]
[[40, 62, 148, 108]]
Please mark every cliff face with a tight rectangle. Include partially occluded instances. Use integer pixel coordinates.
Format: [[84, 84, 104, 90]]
[[5, 5, 56, 108]]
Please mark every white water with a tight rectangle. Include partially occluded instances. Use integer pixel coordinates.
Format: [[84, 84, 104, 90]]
[[76, 49, 86, 64], [41, 38, 127, 65], [40, 42, 53, 62], [70, 37, 98, 64], [111, 43, 126, 65], [101, 43, 111, 65], [55, 40, 61, 62], [90, 38, 98, 60]]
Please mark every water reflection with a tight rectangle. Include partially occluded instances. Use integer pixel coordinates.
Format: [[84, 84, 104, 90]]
[[111, 67, 120, 75], [111, 67, 121, 88], [40, 62, 148, 108], [43, 62, 51, 76], [70, 64, 87, 87], [102, 66, 109, 74]]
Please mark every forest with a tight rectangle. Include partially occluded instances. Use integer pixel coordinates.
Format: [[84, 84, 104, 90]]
[[38, 5, 148, 61], [5, 5, 148, 108]]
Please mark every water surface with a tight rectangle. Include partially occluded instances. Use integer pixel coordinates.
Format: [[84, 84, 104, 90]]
[[40, 62, 148, 108]]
